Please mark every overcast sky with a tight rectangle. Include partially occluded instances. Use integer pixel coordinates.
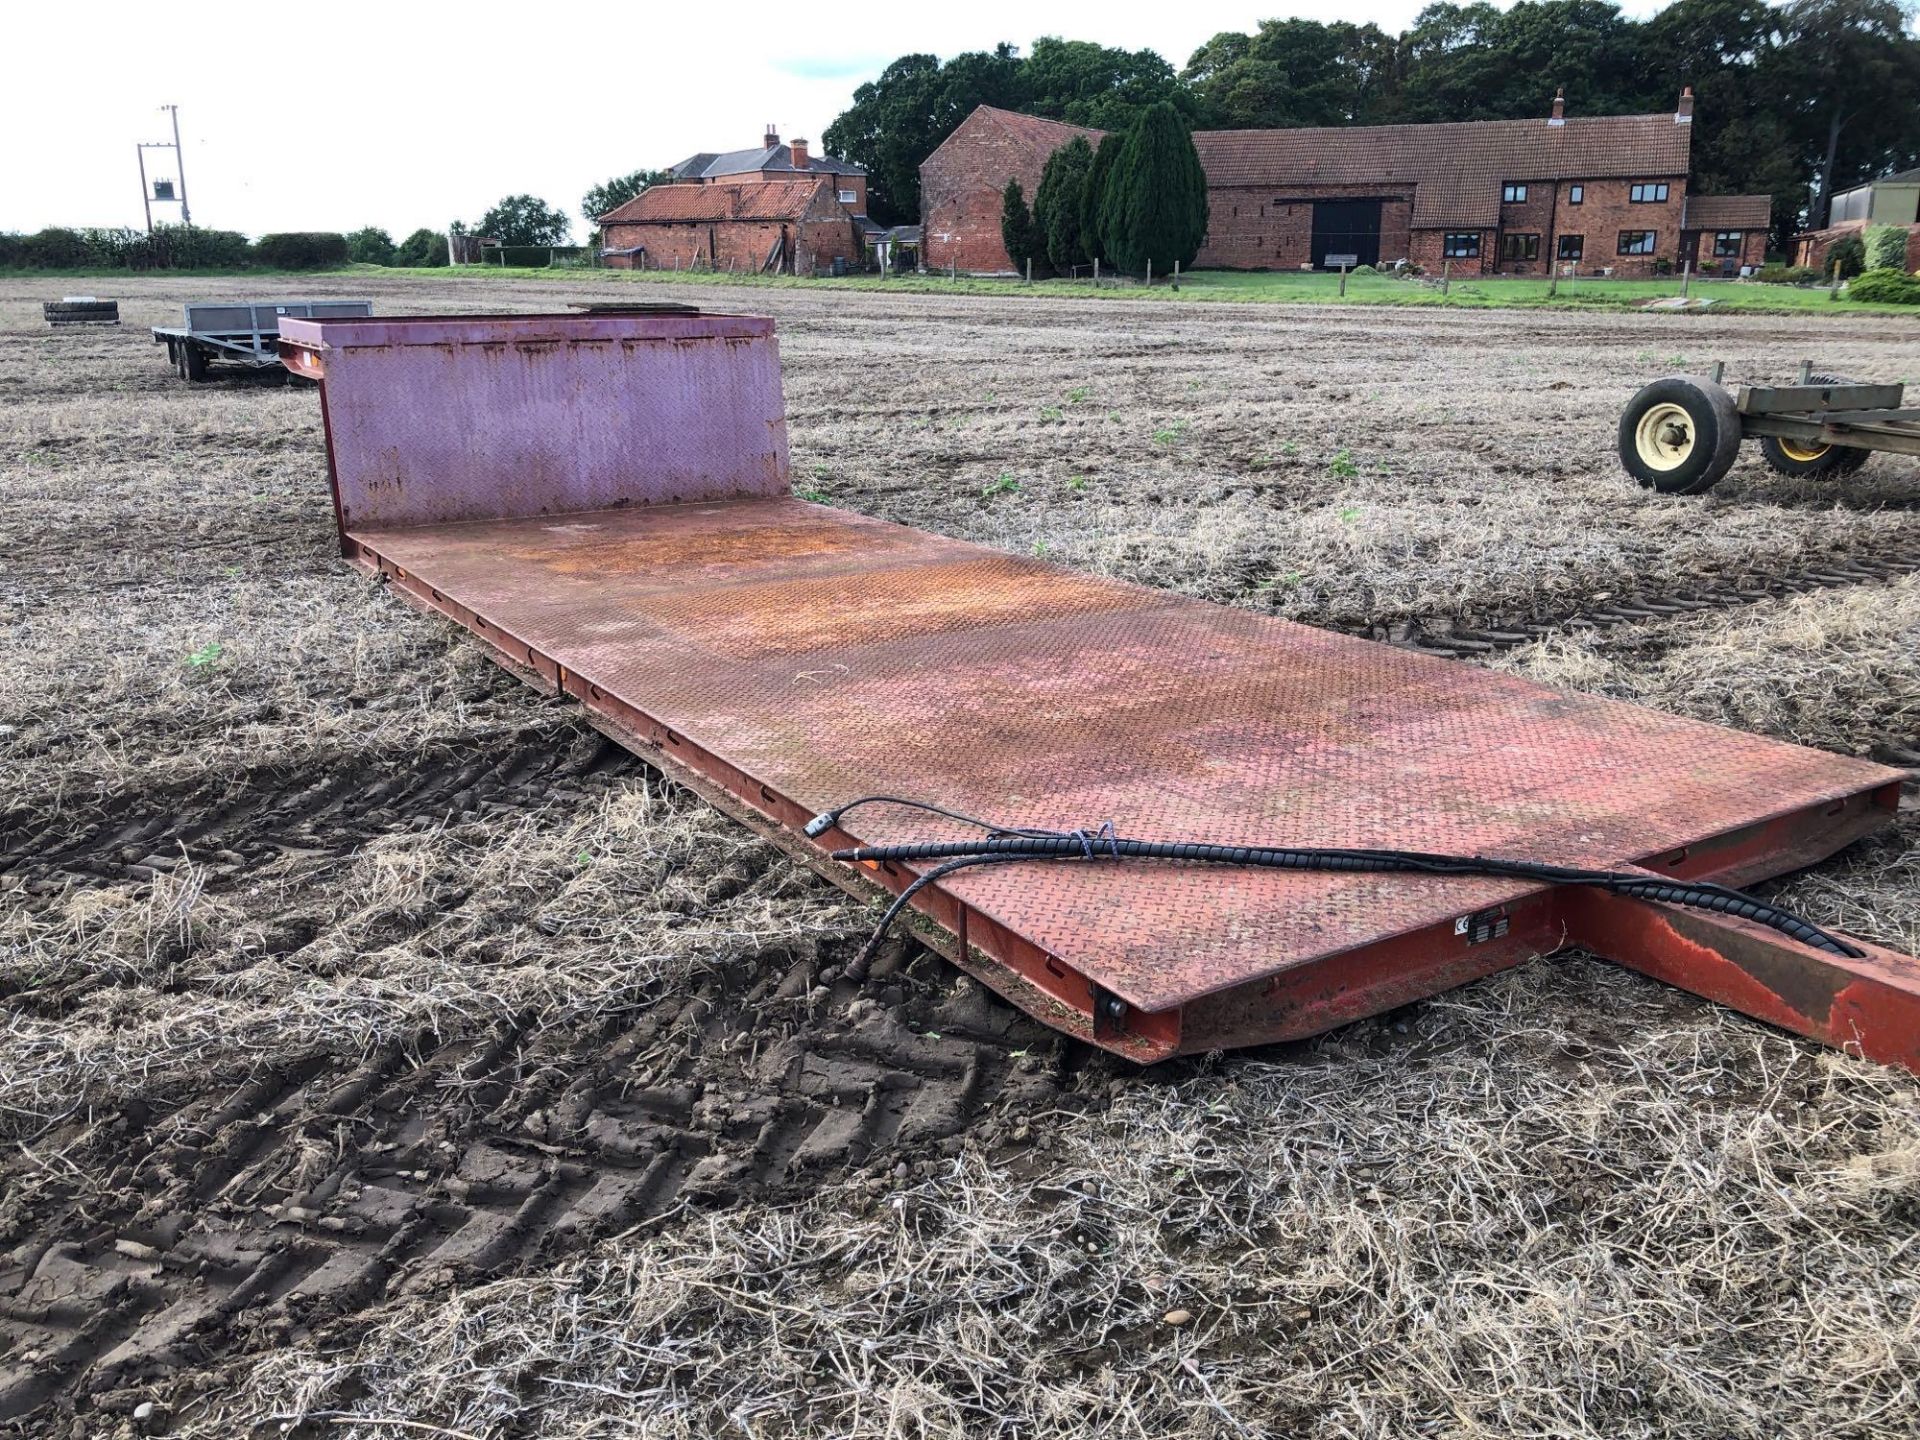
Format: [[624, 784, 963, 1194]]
[[8, 0, 1666, 239]]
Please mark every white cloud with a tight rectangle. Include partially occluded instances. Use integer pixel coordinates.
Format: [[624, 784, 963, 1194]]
[[4, 0, 1668, 237]]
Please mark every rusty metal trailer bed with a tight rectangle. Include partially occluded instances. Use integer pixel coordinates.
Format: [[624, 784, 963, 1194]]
[[279, 311, 1920, 1073]]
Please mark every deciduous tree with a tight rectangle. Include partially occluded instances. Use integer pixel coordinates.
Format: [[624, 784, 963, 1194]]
[[473, 195, 571, 247]]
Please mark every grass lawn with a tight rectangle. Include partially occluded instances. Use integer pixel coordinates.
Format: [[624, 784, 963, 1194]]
[[423, 261, 1916, 315], [6, 261, 1912, 315]]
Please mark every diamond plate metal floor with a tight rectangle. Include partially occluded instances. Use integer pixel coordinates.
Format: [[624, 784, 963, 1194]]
[[356, 496, 1900, 1017]]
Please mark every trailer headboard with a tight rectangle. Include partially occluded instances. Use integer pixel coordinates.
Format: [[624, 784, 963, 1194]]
[[278, 311, 791, 534]]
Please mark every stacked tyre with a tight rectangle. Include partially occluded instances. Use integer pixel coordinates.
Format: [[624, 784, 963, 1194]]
[[44, 298, 120, 326]]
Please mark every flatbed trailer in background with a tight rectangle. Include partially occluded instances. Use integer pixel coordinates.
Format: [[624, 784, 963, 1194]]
[[278, 311, 1920, 1074], [153, 299, 371, 381]]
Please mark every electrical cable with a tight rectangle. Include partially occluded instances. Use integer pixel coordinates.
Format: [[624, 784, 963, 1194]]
[[810, 795, 1863, 973]]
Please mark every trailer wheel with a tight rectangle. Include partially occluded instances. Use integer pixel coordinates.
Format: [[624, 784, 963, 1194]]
[[1757, 373, 1876, 479], [1811, 373, 1871, 475], [1758, 434, 1845, 477], [1618, 375, 1742, 495], [182, 343, 210, 383]]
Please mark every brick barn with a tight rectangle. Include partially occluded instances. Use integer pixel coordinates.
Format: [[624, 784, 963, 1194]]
[[922, 107, 1104, 274], [598, 176, 861, 275], [921, 89, 1773, 279]]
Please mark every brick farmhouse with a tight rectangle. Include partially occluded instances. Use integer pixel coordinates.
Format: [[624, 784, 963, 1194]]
[[922, 90, 1771, 278], [599, 129, 873, 274], [666, 128, 870, 217]]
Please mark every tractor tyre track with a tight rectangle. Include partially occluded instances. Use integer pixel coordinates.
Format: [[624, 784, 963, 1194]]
[[0, 943, 1086, 1430]]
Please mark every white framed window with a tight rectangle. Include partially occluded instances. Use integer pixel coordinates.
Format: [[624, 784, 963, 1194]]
[[838, 189, 857, 205]]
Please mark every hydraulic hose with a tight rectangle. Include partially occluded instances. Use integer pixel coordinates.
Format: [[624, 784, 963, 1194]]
[[808, 795, 1862, 975]]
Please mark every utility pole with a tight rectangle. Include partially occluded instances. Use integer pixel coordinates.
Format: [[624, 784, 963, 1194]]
[[136, 146, 154, 234], [136, 105, 191, 234], [164, 104, 191, 225]]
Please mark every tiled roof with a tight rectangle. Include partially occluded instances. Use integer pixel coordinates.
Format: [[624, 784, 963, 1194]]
[[670, 145, 866, 180], [600, 178, 827, 225], [1682, 194, 1772, 230], [976, 105, 1105, 151], [1195, 113, 1693, 228]]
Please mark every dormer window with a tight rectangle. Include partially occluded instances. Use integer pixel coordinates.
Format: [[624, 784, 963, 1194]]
[[1502, 184, 1528, 203]]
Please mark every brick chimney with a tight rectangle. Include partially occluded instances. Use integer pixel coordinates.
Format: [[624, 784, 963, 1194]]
[[1675, 86, 1694, 123], [790, 139, 809, 169], [1549, 87, 1566, 126], [764, 125, 780, 148]]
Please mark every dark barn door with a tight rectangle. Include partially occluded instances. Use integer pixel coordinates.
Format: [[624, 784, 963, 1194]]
[[1311, 200, 1383, 268]]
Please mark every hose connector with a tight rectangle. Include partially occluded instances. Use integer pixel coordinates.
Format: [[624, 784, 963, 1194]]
[[803, 810, 839, 838]]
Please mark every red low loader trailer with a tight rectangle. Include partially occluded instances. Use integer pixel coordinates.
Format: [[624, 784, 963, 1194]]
[[278, 311, 1920, 1073]]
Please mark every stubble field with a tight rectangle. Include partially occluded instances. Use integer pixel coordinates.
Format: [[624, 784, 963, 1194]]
[[3, 270, 1919, 1439]]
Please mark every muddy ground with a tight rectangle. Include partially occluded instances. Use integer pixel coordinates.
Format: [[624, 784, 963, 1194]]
[[2, 271, 1918, 1438]]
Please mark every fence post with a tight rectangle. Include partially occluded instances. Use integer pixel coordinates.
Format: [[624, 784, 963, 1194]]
[[1093, 258, 1100, 288], [1146, 258, 1153, 287], [1442, 259, 1450, 295], [1339, 263, 1348, 297], [1828, 262, 1841, 301], [1173, 259, 1180, 291], [1025, 256, 1032, 285], [1681, 259, 1691, 298]]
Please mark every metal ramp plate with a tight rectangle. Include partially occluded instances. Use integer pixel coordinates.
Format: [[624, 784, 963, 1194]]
[[280, 312, 1915, 1067]]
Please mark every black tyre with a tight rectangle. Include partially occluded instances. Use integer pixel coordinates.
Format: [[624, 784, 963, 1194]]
[[44, 300, 118, 319], [1811, 373, 1871, 476], [182, 344, 210, 382], [1618, 375, 1743, 495], [1758, 373, 1875, 479], [1759, 434, 1846, 476]]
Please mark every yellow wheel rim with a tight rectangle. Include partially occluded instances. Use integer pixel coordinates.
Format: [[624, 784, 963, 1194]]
[[1776, 436, 1830, 463], [1634, 402, 1695, 472]]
